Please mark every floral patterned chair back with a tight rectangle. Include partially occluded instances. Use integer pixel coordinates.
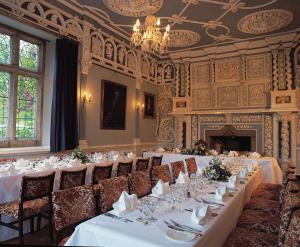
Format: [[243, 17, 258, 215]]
[[92, 164, 113, 184], [59, 167, 87, 190], [21, 172, 55, 202], [170, 161, 185, 181], [136, 158, 149, 172], [185, 157, 197, 176], [0, 158, 16, 165], [151, 164, 171, 187], [284, 208, 300, 246], [52, 185, 96, 243], [128, 171, 151, 198], [117, 161, 133, 177], [150, 156, 162, 168], [96, 176, 128, 213]]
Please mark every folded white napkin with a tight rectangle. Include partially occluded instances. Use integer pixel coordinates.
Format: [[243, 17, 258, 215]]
[[227, 175, 237, 189], [176, 171, 190, 185], [14, 159, 30, 168], [239, 168, 247, 179], [127, 152, 135, 159], [215, 186, 228, 202], [48, 156, 59, 163], [228, 151, 239, 157], [249, 152, 261, 158], [8, 164, 16, 175], [252, 161, 260, 170], [157, 147, 166, 152], [69, 158, 82, 166], [247, 163, 253, 173], [174, 148, 181, 154], [113, 154, 119, 161], [44, 160, 54, 169], [113, 191, 137, 215], [152, 180, 170, 197], [191, 205, 211, 225]]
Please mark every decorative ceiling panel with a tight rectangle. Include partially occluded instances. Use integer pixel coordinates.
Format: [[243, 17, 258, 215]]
[[77, 0, 300, 52]]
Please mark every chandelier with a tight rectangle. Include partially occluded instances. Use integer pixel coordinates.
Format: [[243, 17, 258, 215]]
[[131, 15, 170, 54]]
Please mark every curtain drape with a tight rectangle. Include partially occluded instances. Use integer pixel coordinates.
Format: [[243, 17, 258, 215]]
[[50, 38, 79, 152]]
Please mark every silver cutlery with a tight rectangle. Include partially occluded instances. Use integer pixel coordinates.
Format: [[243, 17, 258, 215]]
[[200, 197, 225, 207], [163, 221, 202, 236], [170, 220, 202, 233], [103, 213, 133, 222]]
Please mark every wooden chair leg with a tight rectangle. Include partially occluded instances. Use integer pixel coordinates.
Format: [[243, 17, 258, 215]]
[[48, 213, 53, 242], [30, 216, 34, 233], [37, 214, 41, 231], [19, 218, 24, 245]]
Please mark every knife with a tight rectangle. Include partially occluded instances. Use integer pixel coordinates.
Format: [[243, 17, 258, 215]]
[[103, 213, 133, 222]]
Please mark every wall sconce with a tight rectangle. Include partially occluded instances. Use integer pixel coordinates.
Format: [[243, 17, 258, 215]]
[[136, 102, 144, 112], [82, 92, 92, 104]]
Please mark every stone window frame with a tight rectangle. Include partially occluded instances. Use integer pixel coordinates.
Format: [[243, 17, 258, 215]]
[[0, 24, 44, 147]]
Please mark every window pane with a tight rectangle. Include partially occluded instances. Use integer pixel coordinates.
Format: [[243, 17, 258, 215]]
[[19, 40, 39, 71], [16, 76, 37, 139], [0, 33, 11, 64], [0, 71, 9, 138]]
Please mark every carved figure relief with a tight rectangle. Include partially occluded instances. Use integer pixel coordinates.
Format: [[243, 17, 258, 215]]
[[215, 59, 240, 83], [248, 84, 265, 106], [91, 35, 103, 57], [117, 47, 125, 65], [127, 51, 136, 71], [217, 86, 240, 108], [105, 42, 114, 60], [164, 65, 174, 80]]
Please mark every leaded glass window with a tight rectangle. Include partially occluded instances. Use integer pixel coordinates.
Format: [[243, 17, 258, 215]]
[[0, 25, 44, 147], [16, 76, 37, 139], [0, 72, 9, 138], [19, 40, 39, 71], [0, 33, 11, 64]]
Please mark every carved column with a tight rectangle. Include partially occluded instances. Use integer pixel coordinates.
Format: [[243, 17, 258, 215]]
[[279, 113, 291, 162], [209, 58, 216, 108], [264, 114, 273, 157], [176, 119, 184, 148], [272, 50, 278, 91], [285, 48, 292, 90], [175, 64, 180, 97], [185, 62, 190, 97], [278, 50, 286, 90]]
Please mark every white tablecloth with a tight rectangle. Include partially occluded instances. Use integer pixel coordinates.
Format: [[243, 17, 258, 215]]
[[66, 169, 263, 247], [143, 152, 282, 184], [0, 158, 137, 241]]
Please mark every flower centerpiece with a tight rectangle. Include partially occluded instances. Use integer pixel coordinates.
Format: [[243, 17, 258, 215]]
[[71, 147, 90, 164], [202, 157, 232, 181], [181, 140, 207, 156]]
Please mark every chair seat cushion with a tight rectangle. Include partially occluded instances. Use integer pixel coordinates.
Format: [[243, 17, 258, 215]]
[[284, 209, 300, 247], [244, 197, 280, 215], [0, 198, 49, 218], [251, 188, 279, 201], [257, 183, 282, 192], [224, 227, 278, 247], [58, 236, 70, 246], [237, 209, 280, 235]]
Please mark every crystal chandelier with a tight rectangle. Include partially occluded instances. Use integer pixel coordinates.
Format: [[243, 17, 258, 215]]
[[131, 15, 170, 54]]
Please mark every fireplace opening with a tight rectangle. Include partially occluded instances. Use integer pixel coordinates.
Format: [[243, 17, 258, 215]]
[[210, 136, 251, 152]]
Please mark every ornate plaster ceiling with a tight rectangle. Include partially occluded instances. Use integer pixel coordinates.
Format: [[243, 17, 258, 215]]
[[77, 0, 300, 52]]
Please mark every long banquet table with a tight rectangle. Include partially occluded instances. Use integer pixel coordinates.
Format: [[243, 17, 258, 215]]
[[143, 152, 282, 184], [66, 168, 263, 247], [0, 158, 137, 242]]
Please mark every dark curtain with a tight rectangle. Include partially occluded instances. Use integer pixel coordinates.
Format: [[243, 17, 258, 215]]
[[50, 39, 79, 152]]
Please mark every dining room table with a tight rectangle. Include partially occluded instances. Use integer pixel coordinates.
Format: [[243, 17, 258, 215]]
[[66, 166, 264, 247]]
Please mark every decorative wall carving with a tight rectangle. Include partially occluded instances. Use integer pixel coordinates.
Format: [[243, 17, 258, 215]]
[[157, 84, 175, 145], [246, 56, 267, 80], [248, 84, 265, 106], [217, 86, 240, 108], [238, 9, 293, 34], [215, 58, 240, 83], [198, 115, 226, 123], [278, 50, 286, 90], [280, 113, 290, 162], [191, 115, 198, 147], [192, 88, 210, 109], [170, 30, 200, 48], [103, 0, 163, 16], [232, 114, 262, 123], [264, 114, 273, 156], [190, 62, 210, 84], [296, 114, 300, 146]]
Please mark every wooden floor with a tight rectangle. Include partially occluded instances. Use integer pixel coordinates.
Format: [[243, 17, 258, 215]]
[[1, 226, 55, 246]]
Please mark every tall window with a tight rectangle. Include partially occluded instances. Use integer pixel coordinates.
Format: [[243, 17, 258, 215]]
[[0, 25, 44, 147]]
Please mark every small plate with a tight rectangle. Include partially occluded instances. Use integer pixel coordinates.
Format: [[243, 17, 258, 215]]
[[166, 229, 195, 242]]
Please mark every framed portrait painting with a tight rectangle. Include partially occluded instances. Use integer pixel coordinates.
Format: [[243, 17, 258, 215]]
[[101, 80, 127, 129], [144, 92, 155, 118]]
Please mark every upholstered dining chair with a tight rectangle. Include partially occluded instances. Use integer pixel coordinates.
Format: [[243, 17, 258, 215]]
[[170, 161, 185, 182], [185, 157, 198, 176], [150, 156, 163, 168], [151, 164, 172, 187], [59, 167, 87, 190], [93, 176, 128, 214], [52, 185, 96, 246], [116, 161, 133, 177], [0, 172, 55, 244], [128, 171, 151, 198], [91, 164, 113, 184], [0, 158, 16, 164], [135, 158, 150, 172]]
